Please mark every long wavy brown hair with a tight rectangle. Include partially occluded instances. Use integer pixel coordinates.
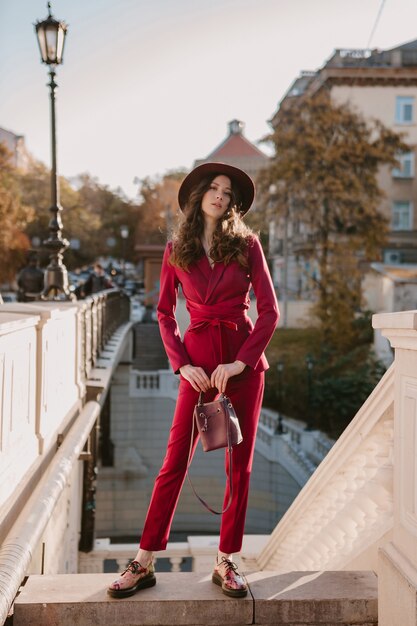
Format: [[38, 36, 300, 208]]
[[169, 174, 255, 270]]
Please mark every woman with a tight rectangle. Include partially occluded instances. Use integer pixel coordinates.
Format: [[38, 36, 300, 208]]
[[108, 162, 279, 599]]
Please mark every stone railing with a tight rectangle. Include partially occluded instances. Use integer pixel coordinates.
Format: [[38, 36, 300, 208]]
[[0, 290, 131, 626], [256, 310, 417, 625], [257, 407, 334, 486], [256, 363, 394, 573], [79, 538, 191, 574], [78, 534, 266, 575], [129, 368, 179, 400]]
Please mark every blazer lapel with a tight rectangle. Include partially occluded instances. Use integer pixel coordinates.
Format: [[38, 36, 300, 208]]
[[205, 261, 226, 302], [179, 256, 211, 303]]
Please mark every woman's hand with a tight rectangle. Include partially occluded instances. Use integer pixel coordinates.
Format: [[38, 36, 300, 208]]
[[179, 364, 211, 392], [210, 360, 246, 394]]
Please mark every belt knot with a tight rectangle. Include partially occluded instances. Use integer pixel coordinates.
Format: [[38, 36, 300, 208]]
[[189, 317, 238, 332]]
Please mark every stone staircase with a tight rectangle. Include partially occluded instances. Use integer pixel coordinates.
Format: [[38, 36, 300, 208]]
[[132, 322, 168, 370], [12, 571, 377, 626]]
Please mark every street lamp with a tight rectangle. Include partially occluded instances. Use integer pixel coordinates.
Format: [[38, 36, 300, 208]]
[[275, 360, 285, 434], [35, 3, 72, 300], [120, 223, 129, 256], [277, 360, 284, 407], [120, 224, 129, 243], [305, 354, 315, 430]]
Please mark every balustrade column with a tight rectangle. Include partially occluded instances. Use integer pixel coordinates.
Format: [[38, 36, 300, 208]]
[[373, 311, 417, 626]]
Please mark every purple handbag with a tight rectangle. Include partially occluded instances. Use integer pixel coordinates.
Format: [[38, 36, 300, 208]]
[[187, 392, 243, 514]]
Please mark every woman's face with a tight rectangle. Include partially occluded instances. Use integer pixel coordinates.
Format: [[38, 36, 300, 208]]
[[200, 175, 232, 222]]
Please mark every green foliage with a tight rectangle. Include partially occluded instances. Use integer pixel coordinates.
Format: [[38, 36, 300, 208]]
[[311, 348, 385, 437], [264, 323, 386, 438]]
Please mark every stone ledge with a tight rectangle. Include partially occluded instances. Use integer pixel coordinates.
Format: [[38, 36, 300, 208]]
[[247, 570, 377, 625], [13, 571, 377, 626]]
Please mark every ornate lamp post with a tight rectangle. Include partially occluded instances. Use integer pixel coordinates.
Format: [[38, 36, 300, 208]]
[[35, 3, 72, 300], [120, 224, 129, 280], [120, 224, 129, 255]]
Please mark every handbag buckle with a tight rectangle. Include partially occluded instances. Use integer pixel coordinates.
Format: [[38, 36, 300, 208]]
[[199, 412, 208, 431]]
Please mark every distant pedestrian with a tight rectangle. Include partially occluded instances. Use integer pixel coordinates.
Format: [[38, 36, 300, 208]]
[[17, 253, 44, 302], [81, 263, 114, 297]]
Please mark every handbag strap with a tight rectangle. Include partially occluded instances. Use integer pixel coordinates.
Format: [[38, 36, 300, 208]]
[[186, 394, 234, 515]]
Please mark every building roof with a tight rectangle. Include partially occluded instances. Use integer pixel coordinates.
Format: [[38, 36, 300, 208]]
[[371, 262, 417, 283], [274, 37, 417, 115], [193, 120, 269, 182], [206, 119, 268, 160]]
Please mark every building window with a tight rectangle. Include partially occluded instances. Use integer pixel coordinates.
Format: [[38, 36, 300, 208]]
[[395, 96, 414, 124], [392, 151, 415, 178], [392, 201, 413, 230]]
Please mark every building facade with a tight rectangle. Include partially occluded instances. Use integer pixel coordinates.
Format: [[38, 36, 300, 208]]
[[269, 39, 417, 301], [0, 126, 32, 171]]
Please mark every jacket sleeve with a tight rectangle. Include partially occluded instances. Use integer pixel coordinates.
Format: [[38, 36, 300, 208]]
[[235, 237, 280, 369], [157, 242, 191, 374]]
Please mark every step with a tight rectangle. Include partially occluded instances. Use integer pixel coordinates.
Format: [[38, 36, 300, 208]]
[[13, 571, 377, 626], [133, 323, 167, 370]]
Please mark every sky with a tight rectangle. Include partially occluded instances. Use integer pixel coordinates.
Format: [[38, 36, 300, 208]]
[[1, 0, 417, 199]]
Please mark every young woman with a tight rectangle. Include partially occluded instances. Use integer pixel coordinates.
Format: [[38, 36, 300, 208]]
[[108, 162, 279, 599]]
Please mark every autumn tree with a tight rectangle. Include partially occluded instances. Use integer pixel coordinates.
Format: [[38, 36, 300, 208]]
[[17, 164, 104, 268], [77, 173, 139, 263], [259, 92, 407, 351], [0, 144, 34, 283], [134, 170, 186, 245], [17, 166, 144, 268]]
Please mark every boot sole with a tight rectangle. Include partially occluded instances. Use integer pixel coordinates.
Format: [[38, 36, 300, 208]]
[[212, 572, 248, 598], [107, 573, 156, 598]]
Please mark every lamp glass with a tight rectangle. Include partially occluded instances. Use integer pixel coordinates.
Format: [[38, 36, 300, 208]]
[[36, 19, 67, 65]]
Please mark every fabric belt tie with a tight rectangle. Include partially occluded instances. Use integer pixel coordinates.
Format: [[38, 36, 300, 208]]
[[188, 316, 239, 365], [188, 318, 238, 333]]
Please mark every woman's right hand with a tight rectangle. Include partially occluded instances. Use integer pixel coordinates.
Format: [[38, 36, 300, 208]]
[[179, 364, 211, 392]]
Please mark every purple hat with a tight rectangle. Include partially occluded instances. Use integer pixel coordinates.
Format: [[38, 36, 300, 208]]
[[178, 162, 255, 215]]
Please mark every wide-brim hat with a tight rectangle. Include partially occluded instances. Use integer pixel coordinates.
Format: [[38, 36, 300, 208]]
[[178, 162, 255, 215]]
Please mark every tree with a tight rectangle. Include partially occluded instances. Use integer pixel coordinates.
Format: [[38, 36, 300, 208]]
[[18, 164, 104, 268], [134, 170, 186, 245], [17, 166, 143, 268], [259, 92, 407, 351], [77, 173, 138, 263], [0, 144, 34, 283]]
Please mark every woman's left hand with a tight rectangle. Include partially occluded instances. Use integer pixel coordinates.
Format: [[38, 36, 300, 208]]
[[210, 360, 246, 394]]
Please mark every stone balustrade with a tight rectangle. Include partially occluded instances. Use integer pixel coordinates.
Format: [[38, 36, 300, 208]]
[[0, 290, 131, 626], [256, 363, 395, 573], [129, 368, 180, 400], [78, 537, 191, 574], [257, 408, 333, 486]]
